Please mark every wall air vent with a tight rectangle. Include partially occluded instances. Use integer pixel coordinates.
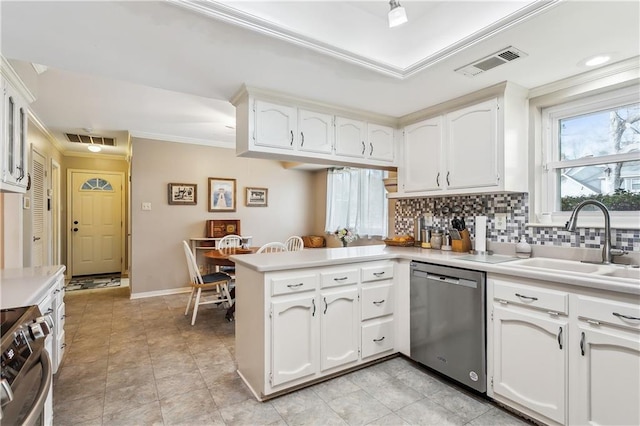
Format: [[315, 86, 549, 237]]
[[65, 133, 115, 146], [455, 46, 528, 77]]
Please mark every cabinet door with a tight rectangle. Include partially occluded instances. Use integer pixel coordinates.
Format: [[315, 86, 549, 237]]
[[254, 100, 296, 149], [572, 325, 640, 426], [320, 287, 359, 371], [334, 116, 366, 158], [271, 296, 318, 386], [493, 305, 567, 424], [446, 98, 498, 190], [403, 117, 443, 193], [367, 123, 394, 161], [298, 109, 333, 154]]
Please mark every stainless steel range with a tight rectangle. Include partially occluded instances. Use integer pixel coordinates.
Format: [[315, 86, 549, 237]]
[[1, 305, 53, 425]]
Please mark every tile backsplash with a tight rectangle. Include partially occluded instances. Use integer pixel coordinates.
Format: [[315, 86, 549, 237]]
[[394, 193, 639, 252]]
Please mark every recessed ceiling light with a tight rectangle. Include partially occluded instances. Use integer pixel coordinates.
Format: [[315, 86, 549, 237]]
[[584, 55, 611, 67], [87, 145, 102, 153]]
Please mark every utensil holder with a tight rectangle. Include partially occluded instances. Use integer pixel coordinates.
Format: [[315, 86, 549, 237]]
[[452, 229, 472, 253]]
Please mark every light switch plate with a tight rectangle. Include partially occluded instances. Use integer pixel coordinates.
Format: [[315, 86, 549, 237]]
[[495, 213, 507, 231], [142, 202, 152, 211]]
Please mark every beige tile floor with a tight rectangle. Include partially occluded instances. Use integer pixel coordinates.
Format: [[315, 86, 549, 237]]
[[54, 287, 534, 426]]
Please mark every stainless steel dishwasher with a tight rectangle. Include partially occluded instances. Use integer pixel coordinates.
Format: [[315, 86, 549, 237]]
[[410, 261, 486, 393]]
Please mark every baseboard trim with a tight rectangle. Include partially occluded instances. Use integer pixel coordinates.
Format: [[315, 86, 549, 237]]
[[130, 287, 191, 300]]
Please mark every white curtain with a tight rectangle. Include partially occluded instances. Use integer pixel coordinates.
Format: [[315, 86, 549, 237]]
[[325, 168, 388, 237]]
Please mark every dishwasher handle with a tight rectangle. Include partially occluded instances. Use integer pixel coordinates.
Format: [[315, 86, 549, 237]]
[[412, 269, 477, 289]]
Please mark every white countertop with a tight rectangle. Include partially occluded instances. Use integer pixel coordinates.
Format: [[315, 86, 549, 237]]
[[231, 246, 640, 296], [1, 265, 66, 308]]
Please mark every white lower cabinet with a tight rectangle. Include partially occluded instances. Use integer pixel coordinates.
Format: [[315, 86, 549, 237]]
[[320, 287, 359, 371], [271, 295, 318, 387], [488, 274, 640, 426], [570, 295, 640, 426], [236, 261, 395, 400], [492, 306, 567, 424]]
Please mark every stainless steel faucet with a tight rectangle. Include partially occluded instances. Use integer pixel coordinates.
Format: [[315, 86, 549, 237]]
[[565, 199, 626, 264]]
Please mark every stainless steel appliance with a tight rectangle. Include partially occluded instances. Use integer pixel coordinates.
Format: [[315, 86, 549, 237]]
[[1, 305, 53, 425], [410, 261, 486, 393]]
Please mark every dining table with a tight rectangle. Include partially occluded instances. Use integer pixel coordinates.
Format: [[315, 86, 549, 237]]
[[202, 246, 259, 321]]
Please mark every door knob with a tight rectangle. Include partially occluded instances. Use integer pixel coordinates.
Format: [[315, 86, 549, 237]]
[[73, 228, 79, 232], [73, 220, 79, 225], [33, 236, 41, 242]]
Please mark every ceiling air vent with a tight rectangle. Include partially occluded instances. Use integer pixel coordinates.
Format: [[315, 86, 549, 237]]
[[455, 46, 528, 77], [65, 133, 115, 146]]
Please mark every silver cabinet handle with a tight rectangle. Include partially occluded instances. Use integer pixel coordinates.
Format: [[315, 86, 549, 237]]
[[323, 297, 328, 315], [436, 172, 440, 187], [373, 272, 385, 277], [312, 299, 316, 317], [557, 327, 563, 350], [290, 130, 294, 146], [300, 132, 304, 146], [369, 142, 373, 156], [446, 171, 450, 186], [373, 300, 385, 305], [580, 332, 585, 356], [515, 293, 538, 301], [361, 141, 365, 155], [333, 277, 348, 281], [287, 283, 303, 289], [373, 336, 385, 342], [613, 312, 640, 321]]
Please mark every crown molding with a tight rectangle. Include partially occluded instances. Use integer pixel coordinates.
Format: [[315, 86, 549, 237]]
[[170, 0, 559, 80], [1, 56, 36, 103], [28, 110, 65, 153]]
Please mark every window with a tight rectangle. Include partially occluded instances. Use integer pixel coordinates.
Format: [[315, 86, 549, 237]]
[[80, 178, 113, 191], [325, 168, 388, 237], [541, 86, 640, 224]]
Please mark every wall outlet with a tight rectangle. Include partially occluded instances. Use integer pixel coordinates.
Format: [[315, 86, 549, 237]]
[[142, 202, 152, 211], [495, 213, 507, 231]]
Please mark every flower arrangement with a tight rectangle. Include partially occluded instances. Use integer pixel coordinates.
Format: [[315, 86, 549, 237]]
[[334, 227, 357, 247]]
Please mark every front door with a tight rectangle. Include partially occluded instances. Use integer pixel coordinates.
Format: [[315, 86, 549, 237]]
[[71, 171, 123, 276]]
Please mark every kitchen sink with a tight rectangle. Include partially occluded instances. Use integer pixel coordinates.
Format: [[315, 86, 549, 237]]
[[509, 258, 602, 274], [601, 267, 640, 280]]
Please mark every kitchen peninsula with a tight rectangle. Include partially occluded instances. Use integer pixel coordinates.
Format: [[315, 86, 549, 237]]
[[231, 245, 640, 426]]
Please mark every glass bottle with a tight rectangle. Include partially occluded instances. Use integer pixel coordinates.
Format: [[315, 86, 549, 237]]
[[431, 230, 443, 250]]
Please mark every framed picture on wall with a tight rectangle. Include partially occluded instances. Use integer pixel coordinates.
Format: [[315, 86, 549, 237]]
[[245, 187, 268, 207], [168, 183, 197, 205], [208, 177, 237, 212]]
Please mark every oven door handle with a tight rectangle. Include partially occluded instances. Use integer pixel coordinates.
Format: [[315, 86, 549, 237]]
[[21, 351, 52, 426]]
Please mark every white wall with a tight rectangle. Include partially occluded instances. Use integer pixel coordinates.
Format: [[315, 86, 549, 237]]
[[130, 138, 317, 295]]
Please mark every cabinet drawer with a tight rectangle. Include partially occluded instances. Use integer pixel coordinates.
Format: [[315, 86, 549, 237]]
[[271, 274, 317, 296], [576, 295, 640, 331], [493, 280, 568, 314], [361, 263, 394, 283], [320, 269, 358, 289], [361, 284, 394, 320], [361, 318, 394, 359]]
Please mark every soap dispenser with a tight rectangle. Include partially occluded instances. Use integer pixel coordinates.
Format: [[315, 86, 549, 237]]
[[515, 236, 532, 259]]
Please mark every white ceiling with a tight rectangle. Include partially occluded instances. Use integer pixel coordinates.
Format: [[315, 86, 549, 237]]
[[2, 1, 639, 159]]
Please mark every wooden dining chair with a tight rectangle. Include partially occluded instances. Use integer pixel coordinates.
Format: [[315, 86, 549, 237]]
[[257, 242, 288, 253], [182, 241, 233, 325], [285, 236, 304, 251]]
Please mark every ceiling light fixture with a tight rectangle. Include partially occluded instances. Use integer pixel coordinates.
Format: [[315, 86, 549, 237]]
[[87, 144, 102, 153], [388, 0, 407, 28], [584, 55, 611, 67]]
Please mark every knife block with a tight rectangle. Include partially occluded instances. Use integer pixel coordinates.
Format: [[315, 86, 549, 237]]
[[452, 229, 472, 253]]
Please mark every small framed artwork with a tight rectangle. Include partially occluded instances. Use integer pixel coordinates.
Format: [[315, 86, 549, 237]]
[[208, 177, 237, 212], [245, 187, 268, 207], [168, 183, 197, 205]]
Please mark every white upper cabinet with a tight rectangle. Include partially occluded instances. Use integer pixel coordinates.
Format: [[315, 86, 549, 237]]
[[396, 82, 528, 197], [298, 109, 333, 154], [1, 66, 31, 194], [233, 87, 397, 168], [254, 100, 296, 150], [334, 117, 366, 158], [403, 116, 442, 193], [446, 99, 498, 189]]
